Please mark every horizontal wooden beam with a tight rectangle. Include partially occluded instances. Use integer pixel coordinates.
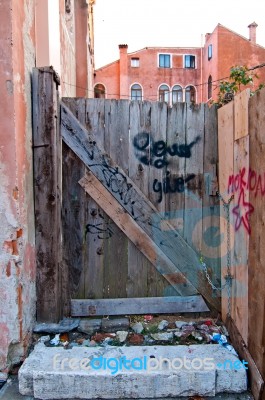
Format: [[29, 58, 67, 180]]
[[61, 102, 220, 311], [79, 172, 198, 297], [71, 296, 210, 317]]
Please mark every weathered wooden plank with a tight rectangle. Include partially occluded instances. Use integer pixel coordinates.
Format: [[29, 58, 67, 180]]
[[233, 135, 249, 344], [148, 101, 168, 213], [226, 316, 264, 400], [71, 295, 210, 316], [218, 101, 234, 319], [184, 103, 205, 251], [61, 98, 87, 303], [234, 89, 250, 140], [163, 103, 187, 296], [79, 172, 197, 297], [61, 102, 220, 310], [183, 104, 205, 296], [248, 88, 265, 384], [148, 102, 170, 297], [83, 99, 106, 299], [128, 101, 152, 297], [202, 104, 221, 300], [102, 100, 129, 298], [32, 67, 62, 322]]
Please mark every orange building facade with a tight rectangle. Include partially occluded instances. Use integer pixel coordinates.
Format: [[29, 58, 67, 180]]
[[0, 0, 95, 380], [94, 23, 265, 104]]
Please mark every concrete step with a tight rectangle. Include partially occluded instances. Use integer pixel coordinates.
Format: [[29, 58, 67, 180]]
[[19, 343, 247, 399]]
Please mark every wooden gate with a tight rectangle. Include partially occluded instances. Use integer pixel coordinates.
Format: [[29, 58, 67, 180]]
[[33, 67, 220, 322]]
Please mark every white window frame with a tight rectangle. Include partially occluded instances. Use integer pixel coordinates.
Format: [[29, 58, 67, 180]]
[[184, 84, 197, 103], [171, 84, 184, 103], [131, 58, 140, 68], [130, 82, 143, 101], [208, 44, 213, 60], [158, 83, 170, 103], [183, 54, 196, 69], [158, 53, 172, 68]]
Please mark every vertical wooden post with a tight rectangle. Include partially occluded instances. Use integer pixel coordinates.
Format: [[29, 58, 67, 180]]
[[32, 67, 62, 322]]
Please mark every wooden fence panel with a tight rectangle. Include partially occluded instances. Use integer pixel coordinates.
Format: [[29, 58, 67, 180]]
[[248, 88, 265, 387], [203, 104, 220, 289], [218, 88, 265, 399], [62, 98, 88, 302], [164, 104, 187, 296], [61, 101, 220, 311], [233, 135, 249, 343], [32, 67, 62, 322], [128, 101, 155, 297], [102, 100, 130, 298], [83, 99, 106, 299], [218, 101, 235, 319]]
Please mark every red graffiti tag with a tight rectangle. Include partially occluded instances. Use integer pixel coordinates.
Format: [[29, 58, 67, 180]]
[[232, 189, 254, 235], [228, 168, 265, 197]]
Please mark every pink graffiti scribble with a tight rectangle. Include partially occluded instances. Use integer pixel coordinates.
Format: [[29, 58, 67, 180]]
[[232, 189, 254, 235], [228, 168, 265, 197]]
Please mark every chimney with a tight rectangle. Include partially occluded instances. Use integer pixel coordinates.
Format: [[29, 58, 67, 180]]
[[205, 33, 211, 42], [119, 44, 128, 99], [248, 22, 258, 44]]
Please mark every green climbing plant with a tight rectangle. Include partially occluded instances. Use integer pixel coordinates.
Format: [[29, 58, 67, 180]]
[[216, 65, 264, 107]]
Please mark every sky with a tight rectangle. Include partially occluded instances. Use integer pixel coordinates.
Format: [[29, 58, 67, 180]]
[[94, 0, 265, 69]]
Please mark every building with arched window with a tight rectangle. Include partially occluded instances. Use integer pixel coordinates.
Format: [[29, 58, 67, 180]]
[[172, 85, 183, 103], [185, 85, 196, 103], [159, 84, 170, 102], [94, 23, 265, 103], [208, 76, 213, 99], [131, 83, 143, 100], [94, 83, 106, 98]]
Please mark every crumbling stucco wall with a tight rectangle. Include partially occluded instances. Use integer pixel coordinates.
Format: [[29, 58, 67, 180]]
[[0, 0, 36, 379]]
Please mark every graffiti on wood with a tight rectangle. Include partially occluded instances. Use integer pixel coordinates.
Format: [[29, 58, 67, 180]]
[[153, 172, 196, 203], [133, 132, 200, 169], [132, 132, 200, 203], [85, 223, 113, 240], [226, 167, 265, 235]]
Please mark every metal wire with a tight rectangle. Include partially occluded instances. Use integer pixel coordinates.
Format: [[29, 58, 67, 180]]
[[200, 192, 234, 316]]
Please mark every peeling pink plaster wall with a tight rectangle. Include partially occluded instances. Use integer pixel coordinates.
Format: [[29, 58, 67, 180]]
[[0, 0, 36, 378]]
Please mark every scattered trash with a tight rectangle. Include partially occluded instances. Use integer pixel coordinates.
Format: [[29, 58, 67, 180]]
[[158, 320, 169, 330], [127, 333, 144, 345], [151, 332, 173, 341], [60, 333, 69, 343], [102, 337, 113, 346], [39, 335, 50, 343], [144, 315, 153, 322], [211, 333, 238, 356], [50, 334, 60, 346], [35, 316, 232, 349], [175, 321, 187, 329], [132, 322, 144, 334], [91, 333, 116, 343], [116, 331, 128, 343]]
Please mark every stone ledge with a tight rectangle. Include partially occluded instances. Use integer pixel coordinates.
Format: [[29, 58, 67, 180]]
[[19, 343, 247, 399]]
